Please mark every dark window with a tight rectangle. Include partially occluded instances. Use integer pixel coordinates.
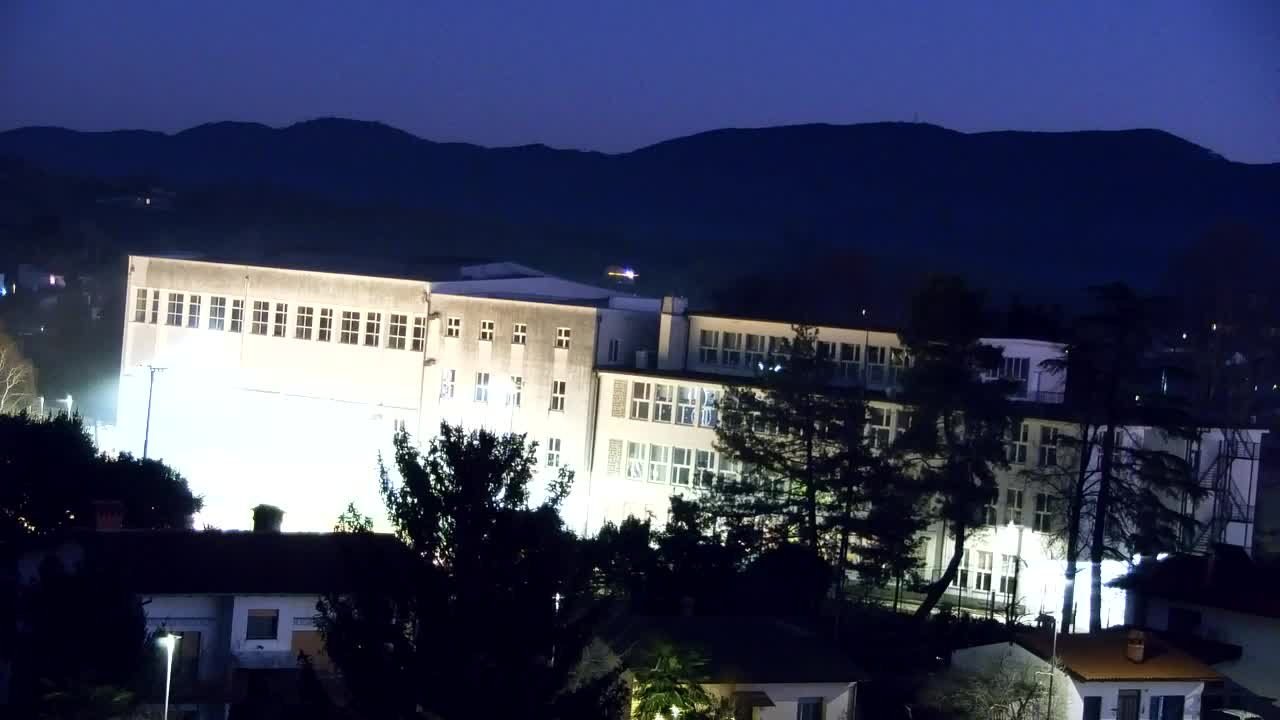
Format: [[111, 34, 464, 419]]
[[1082, 696, 1101, 720], [246, 609, 279, 640]]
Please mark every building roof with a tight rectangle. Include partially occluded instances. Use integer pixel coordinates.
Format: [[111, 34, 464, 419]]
[[1016, 628, 1222, 683], [606, 615, 866, 685], [26, 529, 418, 595], [1109, 545, 1280, 621]]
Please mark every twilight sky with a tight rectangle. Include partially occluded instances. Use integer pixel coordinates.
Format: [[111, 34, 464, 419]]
[[2, 1, 1278, 162]]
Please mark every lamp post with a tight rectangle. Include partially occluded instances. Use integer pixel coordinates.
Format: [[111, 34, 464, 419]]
[[157, 632, 181, 720], [142, 365, 165, 458], [1035, 615, 1059, 720]]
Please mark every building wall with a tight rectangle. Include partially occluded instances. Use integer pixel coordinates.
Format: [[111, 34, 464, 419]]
[[704, 682, 855, 720]]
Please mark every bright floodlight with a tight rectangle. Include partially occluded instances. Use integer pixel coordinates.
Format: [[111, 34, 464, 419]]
[[158, 632, 180, 648]]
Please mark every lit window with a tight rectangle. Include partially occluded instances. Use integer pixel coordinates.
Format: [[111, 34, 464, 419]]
[[364, 311, 381, 347], [250, 300, 269, 335], [295, 306, 314, 340], [339, 311, 359, 344], [546, 437, 561, 467], [999, 554, 1018, 594], [445, 316, 461, 338], [653, 384, 674, 422], [694, 450, 717, 488], [698, 330, 719, 364], [721, 332, 742, 365], [317, 308, 332, 342], [957, 549, 971, 588], [975, 551, 993, 591], [166, 293, 185, 326], [511, 323, 527, 345], [1004, 488, 1024, 526], [246, 609, 279, 640], [625, 442, 647, 480], [480, 319, 494, 341], [273, 302, 288, 337], [1038, 426, 1059, 467], [676, 386, 697, 425], [1009, 423, 1029, 464], [671, 447, 693, 486], [208, 296, 226, 331], [133, 288, 148, 323], [440, 369, 456, 399], [150, 290, 160, 324], [983, 496, 998, 525], [388, 314, 407, 349], [608, 338, 620, 363], [507, 376, 522, 407], [1033, 492, 1053, 533], [699, 389, 718, 427], [550, 380, 566, 411], [187, 294, 201, 328], [411, 316, 426, 351], [230, 299, 243, 333], [630, 382, 651, 420], [647, 445, 670, 484], [474, 372, 490, 403], [555, 327, 571, 349]]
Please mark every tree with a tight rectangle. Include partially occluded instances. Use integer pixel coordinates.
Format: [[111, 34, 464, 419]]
[[897, 275, 1017, 620], [317, 423, 614, 720], [630, 644, 732, 720], [921, 648, 1065, 720], [0, 327, 37, 415]]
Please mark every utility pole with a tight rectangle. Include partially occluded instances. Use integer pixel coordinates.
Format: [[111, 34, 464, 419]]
[[143, 365, 165, 459]]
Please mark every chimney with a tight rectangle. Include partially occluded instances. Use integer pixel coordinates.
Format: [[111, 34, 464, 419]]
[[252, 504, 284, 533], [92, 500, 125, 531], [1126, 630, 1147, 663]]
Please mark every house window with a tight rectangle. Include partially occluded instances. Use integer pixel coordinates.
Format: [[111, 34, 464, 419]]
[[246, 609, 279, 640], [698, 329, 720, 364], [625, 442, 647, 480], [999, 554, 1018, 594], [474, 372, 490, 403], [511, 323, 527, 345], [653, 384, 674, 422], [630, 382, 652, 420], [318, 308, 332, 342], [1009, 423, 1029, 464], [507, 376, 522, 407], [167, 293, 185, 326], [273, 302, 288, 337], [250, 300, 269, 335], [387, 313, 406, 349], [150, 290, 160, 323], [999, 356, 1031, 396], [230, 299, 243, 332], [546, 437, 561, 467], [957, 549, 971, 588], [868, 406, 891, 449], [186, 295, 201, 328], [480, 319, 494, 341], [838, 342, 861, 378], [647, 445, 670, 484], [550, 380, 566, 411], [1004, 488, 1024, 526], [295, 306, 314, 340], [411, 316, 426, 351], [364, 312, 381, 346], [555, 327, 571, 349], [133, 288, 148, 322], [671, 447, 693, 486], [440, 369, 456, 399], [1151, 695, 1184, 720], [1033, 492, 1053, 533], [1038, 426, 1059, 467], [983, 496, 998, 526], [720, 332, 742, 365], [866, 346, 886, 383], [608, 338, 620, 363], [445, 316, 461, 338], [797, 697, 824, 720], [676, 386, 697, 425], [694, 450, 717, 488], [209, 296, 226, 330], [699, 389, 718, 427], [817, 340, 834, 361], [1082, 697, 1101, 720], [745, 334, 766, 367], [889, 348, 909, 385], [975, 550, 993, 591], [339, 311, 359, 344]]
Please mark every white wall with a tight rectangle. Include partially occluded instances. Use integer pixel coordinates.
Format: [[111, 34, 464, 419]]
[[229, 594, 320, 658], [705, 682, 855, 720]]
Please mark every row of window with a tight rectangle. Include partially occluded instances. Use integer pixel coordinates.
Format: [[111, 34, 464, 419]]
[[444, 316, 572, 350], [438, 371, 567, 411], [627, 381, 720, 427], [1008, 423, 1060, 467], [694, 329, 907, 381], [981, 488, 1056, 533], [954, 549, 1024, 594], [623, 441, 744, 487]]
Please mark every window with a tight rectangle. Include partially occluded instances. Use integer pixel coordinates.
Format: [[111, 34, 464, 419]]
[[230, 299, 243, 332], [1082, 696, 1101, 720], [555, 326, 571, 349], [698, 329, 720, 364], [1033, 492, 1053, 533], [866, 346, 886, 383], [363, 312, 381, 346], [671, 448, 693, 486], [246, 609, 279, 640], [250, 300, 269, 335], [1151, 696, 1184, 720], [676, 386, 697, 425], [719, 456, 743, 484], [318, 308, 333, 342], [209, 296, 226, 330], [745, 334, 766, 367], [699, 389, 719, 427], [797, 697, 824, 720], [133, 288, 148, 322], [445, 316, 461, 338], [550, 380, 566, 411], [1009, 423, 1029, 464], [511, 322, 527, 345], [439, 369, 456, 399], [630, 382, 651, 420], [888, 348, 909, 385], [474, 372, 490, 403], [720, 332, 742, 365], [653, 384, 674, 422], [507, 376, 522, 407], [186, 295, 201, 328], [694, 450, 717, 488], [817, 340, 835, 361], [868, 406, 891, 448], [295, 306, 314, 340], [957, 549, 971, 588], [1004, 488, 1024, 526], [339, 311, 359, 344], [999, 554, 1018, 594], [150, 290, 160, 323], [387, 313, 406, 349], [626, 442, 647, 481], [999, 356, 1031, 397], [895, 411, 914, 441], [480, 319, 494, 341], [411, 316, 426, 351], [975, 550, 993, 591], [647, 445, 670, 484], [768, 336, 790, 362], [608, 338, 620, 363], [273, 302, 288, 337], [983, 496, 998, 526], [167, 293, 185, 326], [546, 437, 561, 467], [838, 342, 861, 378], [1038, 426, 1059, 467]]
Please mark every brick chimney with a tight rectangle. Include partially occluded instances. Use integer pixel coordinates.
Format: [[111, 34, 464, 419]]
[[92, 500, 125, 531], [252, 504, 284, 533], [1126, 630, 1147, 663]]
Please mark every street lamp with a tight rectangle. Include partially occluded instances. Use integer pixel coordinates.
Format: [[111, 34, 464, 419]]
[[157, 632, 181, 720], [56, 393, 73, 415], [142, 365, 166, 458]]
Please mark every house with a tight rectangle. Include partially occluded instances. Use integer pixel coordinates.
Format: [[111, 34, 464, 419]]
[[951, 627, 1222, 720], [605, 615, 867, 720], [1111, 545, 1280, 719]]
